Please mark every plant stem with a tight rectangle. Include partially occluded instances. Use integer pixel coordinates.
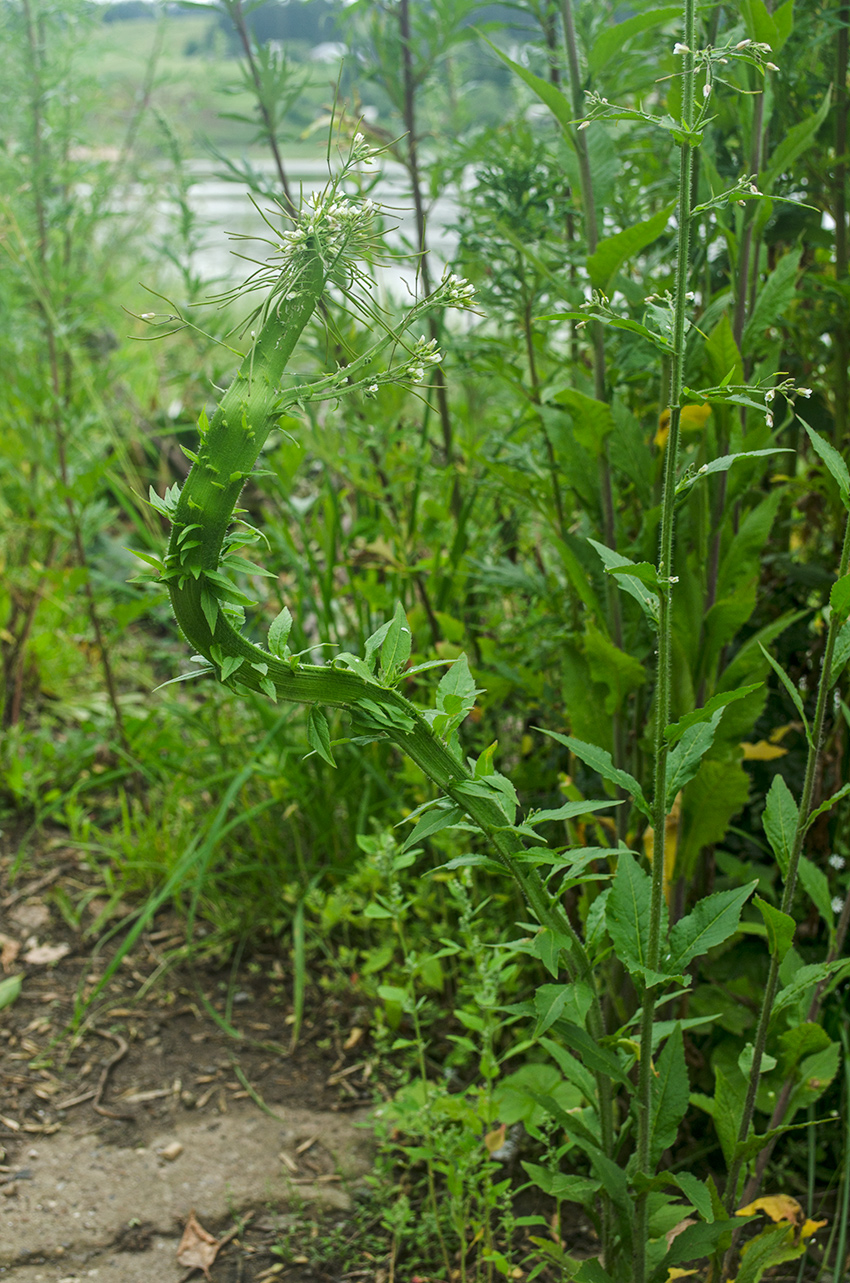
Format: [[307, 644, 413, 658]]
[[227, 0, 296, 214], [721, 510, 850, 1231], [398, 0, 455, 488], [835, 6, 849, 447], [634, 5, 696, 1278]]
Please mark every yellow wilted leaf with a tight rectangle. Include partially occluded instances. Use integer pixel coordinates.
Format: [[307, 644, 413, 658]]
[[740, 740, 789, 761], [801, 1217, 828, 1239], [736, 1193, 802, 1224], [655, 403, 712, 448], [484, 1124, 506, 1154], [644, 793, 681, 903], [769, 723, 797, 744], [666, 1271, 698, 1281]]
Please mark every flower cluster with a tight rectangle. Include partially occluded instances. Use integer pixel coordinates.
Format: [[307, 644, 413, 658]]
[[404, 335, 443, 384], [437, 269, 476, 309]]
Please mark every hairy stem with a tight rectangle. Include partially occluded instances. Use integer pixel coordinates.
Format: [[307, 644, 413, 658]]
[[634, 5, 696, 1278]]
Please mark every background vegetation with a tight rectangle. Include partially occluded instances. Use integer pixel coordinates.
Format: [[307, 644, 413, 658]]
[[1, 0, 849, 1280]]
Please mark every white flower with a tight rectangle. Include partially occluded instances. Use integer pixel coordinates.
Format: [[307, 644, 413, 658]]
[[832, 896, 844, 915], [829, 853, 846, 870], [673, 42, 690, 55], [141, 312, 156, 319], [408, 366, 425, 383], [766, 410, 774, 428], [578, 120, 590, 131], [766, 62, 779, 72], [736, 39, 751, 49], [750, 184, 761, 194], [703, 83, 712, 98], [798, 387, 812, 397], [366, 383, 379, 394], [765, 389, 775, 403]]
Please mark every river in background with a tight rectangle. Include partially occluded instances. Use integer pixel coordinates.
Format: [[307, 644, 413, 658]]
[[154, 155, 463, 301]]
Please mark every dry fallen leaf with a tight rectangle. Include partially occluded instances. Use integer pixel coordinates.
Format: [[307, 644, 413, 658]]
[[0, 934, 21, 972], [176, 1209, 220, 1280], [23, 942, 71, 966], [11, 903, 50, 931]]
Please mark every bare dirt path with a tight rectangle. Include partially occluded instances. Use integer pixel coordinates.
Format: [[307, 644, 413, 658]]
[[0, 834, 382, 1282]]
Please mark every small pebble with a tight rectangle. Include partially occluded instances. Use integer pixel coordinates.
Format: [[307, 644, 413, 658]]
[[158, 1141, 183, 1162]]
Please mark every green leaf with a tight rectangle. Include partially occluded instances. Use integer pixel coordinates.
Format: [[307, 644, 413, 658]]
[[735, 1222, 803, 1283], [742, 0, 781, 49], [550, 387, 615, 456], [666, 711, 723, 806], [587, 202, 674, 292], [796, 856, 834, 934], [802, 419, 850, 507], [605, 562, 660, 589], [742, 249, 801, 356], [220, 654, 244, 681], [706, 313, 743, 386], [587, 539, 660, 628], [605, 850, 656, 975], [831, 574, 850, 624], [524, 798, 623, 827], [589, 1150, 633, 1245], [534, 982, 595, 1037], [268, 605, 293, 656], [649, 1024, 689, 1165], [307, 706, 336, 768], [0, 974, 22, 1010], [200, 584, 218, 634], [480, 33, 573, 135], [677, 450, 790, 496], [583, 626, 647, 715], [521, 1163, 601, 1207], [672, 1172, 715, 1223], [665, 684, 763, 744], [541, 729, 652, 820], [763, 774, 799, 877], [754, 896, 796, 960], [758, 643, 810, 744], [403, 803, 465, 852], [381, 601, 412, 679], [713, 1065, 748, 1167], [587, 6, 681, 72], [551, 1022, 631, 1086], [805, 782, 850, 830], [761, 90, 831, 194], [830, 619, 850, 684], [663, 1219, 736, 1268], [667, 882, 758, 971]]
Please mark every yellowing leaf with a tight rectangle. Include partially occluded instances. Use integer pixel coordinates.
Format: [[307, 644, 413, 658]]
[[484, 1124, 507, 1154], [667, 1271, 698, 1281], [644, 792, 681, 903], [769, 722, 797, 744], [656, 403, 712, 448], [740, 740, 789, 760], [736, 1193, 802, 1224], [801, 1217, 828, 1239]]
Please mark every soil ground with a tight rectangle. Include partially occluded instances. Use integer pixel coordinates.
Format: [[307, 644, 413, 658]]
[[0, 832, 389, 1282]]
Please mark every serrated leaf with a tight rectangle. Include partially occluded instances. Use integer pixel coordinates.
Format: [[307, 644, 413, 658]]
[[521, 1163, 600, 1207], [673, 1172, 715, 1223], [307, 706, 336, 767], [550, 1022, 631, 1086], [268, 605, 293, 656], [667, 881, 758, 971], [587, 538, 660, 628], [649, 1024, 689, 1165], [524, 798, 623, 827], [541, 729, 652, 820], [830, 574, 850, 624], [605, 850, 656, 976], [666, 711, 723, 806], [754, 896, 796, 960], [665, 684, 763, 744], [763, 774, 799, 877], [551, 387, 615, 456]]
